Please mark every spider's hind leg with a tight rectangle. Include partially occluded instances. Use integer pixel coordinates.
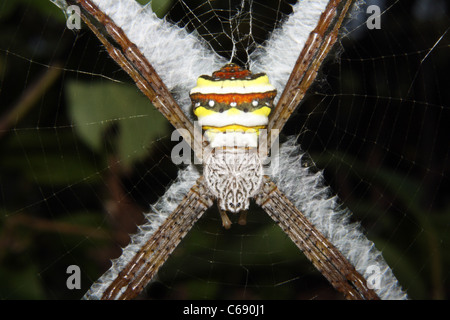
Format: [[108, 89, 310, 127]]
[[217, 204, 247, 228], [238, 211, 247, 226], [218, 205, 232, 229]]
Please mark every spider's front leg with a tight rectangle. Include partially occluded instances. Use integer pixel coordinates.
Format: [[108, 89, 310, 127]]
[[69, 0, 204, 158], [268, 0, 355, 146]]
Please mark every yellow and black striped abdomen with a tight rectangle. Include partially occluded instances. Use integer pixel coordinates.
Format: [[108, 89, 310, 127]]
[[190, 63, 277, 148]]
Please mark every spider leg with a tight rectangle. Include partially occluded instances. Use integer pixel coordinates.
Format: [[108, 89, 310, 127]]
[[88, 177, 214, 300], [217, 205, 232, 229], [69, 0, 204, 159], [267, 0, 355, 146], [255, 175, 380, 300], [217, 204, 248, 229], [238, 211, 248, 226]]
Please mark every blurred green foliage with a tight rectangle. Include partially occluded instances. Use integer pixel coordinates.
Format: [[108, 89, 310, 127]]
[[67, 80, 166, 168]]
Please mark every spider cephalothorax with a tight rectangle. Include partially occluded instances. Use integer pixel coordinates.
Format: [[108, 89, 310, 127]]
[[190, 63, 277, 226]]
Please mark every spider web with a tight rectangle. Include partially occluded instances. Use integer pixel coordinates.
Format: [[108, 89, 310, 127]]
[[0, 0, 449, 300]]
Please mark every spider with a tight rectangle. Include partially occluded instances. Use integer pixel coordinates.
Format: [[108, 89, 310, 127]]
[[58, 0, 385, 300]]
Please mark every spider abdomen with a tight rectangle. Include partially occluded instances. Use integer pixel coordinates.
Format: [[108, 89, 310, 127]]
[[190, 63, 277, 148], [204, 148, 262, 213], [191, 64, 276, 217]]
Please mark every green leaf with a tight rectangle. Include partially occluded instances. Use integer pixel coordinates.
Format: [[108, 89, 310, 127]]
[[66, 80, 168, 168], [150, 0, 174, 18]]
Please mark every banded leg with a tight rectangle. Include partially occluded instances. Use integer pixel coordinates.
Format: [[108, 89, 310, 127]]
[[255, 176, 380, 300], [97, 177, 213, 300], [268, 0, 355, 146], [68, 0, 204, 158]]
